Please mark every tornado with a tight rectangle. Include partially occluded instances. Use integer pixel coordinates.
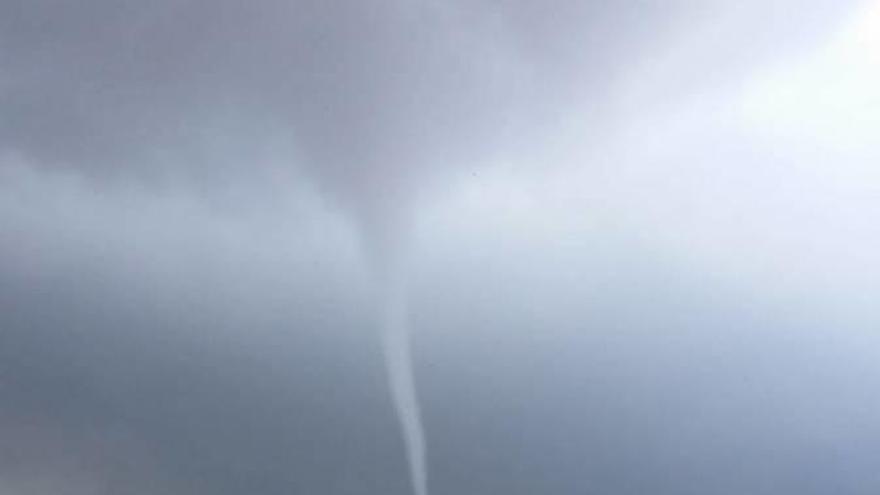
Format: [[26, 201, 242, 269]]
[[356, 203, 427, 495], [378, 259, 427, 495]]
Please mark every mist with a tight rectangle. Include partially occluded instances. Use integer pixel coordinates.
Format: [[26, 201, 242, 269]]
[[2, 1, 879, 494]]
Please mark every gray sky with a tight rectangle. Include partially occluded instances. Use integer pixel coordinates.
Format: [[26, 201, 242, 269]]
[[2, 1, 879, 494]]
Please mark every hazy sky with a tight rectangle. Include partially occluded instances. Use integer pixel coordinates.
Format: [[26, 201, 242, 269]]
[[1, 1, 879, 494]]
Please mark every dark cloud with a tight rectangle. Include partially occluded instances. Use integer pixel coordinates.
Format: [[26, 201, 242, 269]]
[[1, 1, 858, 214]]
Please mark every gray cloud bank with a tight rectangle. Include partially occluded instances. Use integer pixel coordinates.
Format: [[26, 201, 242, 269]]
[[2, 166, 878, 493]]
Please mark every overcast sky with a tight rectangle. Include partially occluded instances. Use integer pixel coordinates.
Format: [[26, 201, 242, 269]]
[[1, 1, 879, 494]]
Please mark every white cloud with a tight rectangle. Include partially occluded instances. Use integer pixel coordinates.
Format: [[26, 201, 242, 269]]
[[741, 1, 880, 160]]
